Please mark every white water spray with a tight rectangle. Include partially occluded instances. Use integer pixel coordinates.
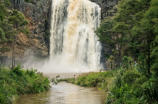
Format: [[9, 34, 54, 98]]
[[22, 0, 102, 73], [49, 0, 102, 72]]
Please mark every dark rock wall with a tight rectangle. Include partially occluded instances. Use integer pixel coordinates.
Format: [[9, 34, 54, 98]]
[[9, 0, 52, 57], [91, 0, 118, 19]]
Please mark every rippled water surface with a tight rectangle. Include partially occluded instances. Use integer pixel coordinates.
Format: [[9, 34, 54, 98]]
[[13, 82, 106, 104]]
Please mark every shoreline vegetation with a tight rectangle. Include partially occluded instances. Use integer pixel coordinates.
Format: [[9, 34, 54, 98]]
[[0, 64, 50, 104], [58, 57, 158, 104]]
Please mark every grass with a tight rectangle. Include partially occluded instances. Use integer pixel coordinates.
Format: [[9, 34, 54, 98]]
[[58, 71, 116, 92], [0, 64, 50, 104]]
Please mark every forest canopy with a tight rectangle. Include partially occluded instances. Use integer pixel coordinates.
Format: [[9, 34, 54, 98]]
[[96, 0, 158, 76]]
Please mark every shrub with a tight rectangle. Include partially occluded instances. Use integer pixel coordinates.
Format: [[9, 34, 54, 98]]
[[123, 70, 141, 85], [142, 80, 158, 103], [0, 65, 50, 104], [135, 76, 148, 85]]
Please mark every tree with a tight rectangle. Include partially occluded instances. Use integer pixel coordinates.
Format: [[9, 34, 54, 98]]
[[0, 1, 9, 66], [8, 9, 29, 68], [108, 55, 115, 70], [96, 0, 158, 76], [131, 0, 158, 76], [95, 19, 122, 64], [0, 28, 5, 41], [148, 0, 158, 75], [112, 0, 153, 76], [0, 0, 29, 68]]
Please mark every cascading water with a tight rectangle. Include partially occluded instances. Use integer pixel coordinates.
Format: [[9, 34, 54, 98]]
[[49, 0, 102, 72]]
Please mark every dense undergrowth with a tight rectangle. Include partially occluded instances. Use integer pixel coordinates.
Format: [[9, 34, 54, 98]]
[[106, 68, 158, 104], [58, 71, 115, 89], [0, 64, 50, 104], [59, 59, 158, 104]]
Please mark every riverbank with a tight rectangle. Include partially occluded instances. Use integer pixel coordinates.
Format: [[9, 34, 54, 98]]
[[58, 71, 115, 88], [0, 64, 50, 104], [58, 66, 158, 104]]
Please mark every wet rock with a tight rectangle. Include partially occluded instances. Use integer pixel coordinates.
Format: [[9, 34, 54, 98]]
[[91, 0, 118, 19]]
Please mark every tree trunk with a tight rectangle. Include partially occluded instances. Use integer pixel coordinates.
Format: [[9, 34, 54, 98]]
[[12, 36, 16, 69], [12, 42, 14, 69], [111, 62, 112, 70]]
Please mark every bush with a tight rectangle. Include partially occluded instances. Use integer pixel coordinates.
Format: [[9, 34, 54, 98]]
[[106, 66, 158, 104], [135, 76, 148, 85], [142, 80, 158, 103], [0, 65, 50, 104], [123, 70, 141, 85], [59, 71, 114, 89]]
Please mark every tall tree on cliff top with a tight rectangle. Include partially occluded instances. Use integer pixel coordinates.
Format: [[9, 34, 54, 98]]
[[131, 0, 157, 75], [0, 0, 29, 68], [0, 1, 10, 54], [95, 19, 115, 57], [8, 9, 29, 68], [96, 0, 158, 74], [95, 19, 122, 63], [113, 0, 155, 76], [147, 0, 158, 75]]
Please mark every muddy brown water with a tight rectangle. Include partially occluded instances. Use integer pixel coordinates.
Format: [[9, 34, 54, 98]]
[[12, 82, 107, 104]]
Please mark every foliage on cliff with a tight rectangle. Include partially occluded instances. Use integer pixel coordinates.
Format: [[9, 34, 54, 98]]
[[0, 0, 29, 51], [0, 64, 50, 104], [96, 0, 158, 76], [0, 0, 30, 68], [94, 0, 158, 103]]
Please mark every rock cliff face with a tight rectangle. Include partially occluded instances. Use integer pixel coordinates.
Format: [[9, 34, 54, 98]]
[[1, 0, 118, 67], [10, 0, 118, 56], [9, 0, 118, 58], [9, 0, 52, 58], [91, 0, 118, 19]]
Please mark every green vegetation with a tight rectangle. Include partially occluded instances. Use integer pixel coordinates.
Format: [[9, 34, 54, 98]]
[[51, 75, 60, 85], [95, 1, 158, 103], [52, 0, 158, 103], [58, 71, 115, 91], [0, 2, 51, 103], [60, 56, 158, 104], [0, 64, 50, 104], [66, 1, 158, 103], [0, 0, 30, 68], [106, 57, 158, 104], [95, 0, 158, 77]]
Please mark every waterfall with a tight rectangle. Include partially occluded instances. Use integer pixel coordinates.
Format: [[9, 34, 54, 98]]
[[50, 0, 102, 72]]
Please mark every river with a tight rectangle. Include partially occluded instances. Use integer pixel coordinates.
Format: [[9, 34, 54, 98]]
[[13, 82, 106, 104]]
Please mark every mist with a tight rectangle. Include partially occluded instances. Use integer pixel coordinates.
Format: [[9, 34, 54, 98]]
[[22, 53, 100, 73], [22, 0, 103, 73]]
